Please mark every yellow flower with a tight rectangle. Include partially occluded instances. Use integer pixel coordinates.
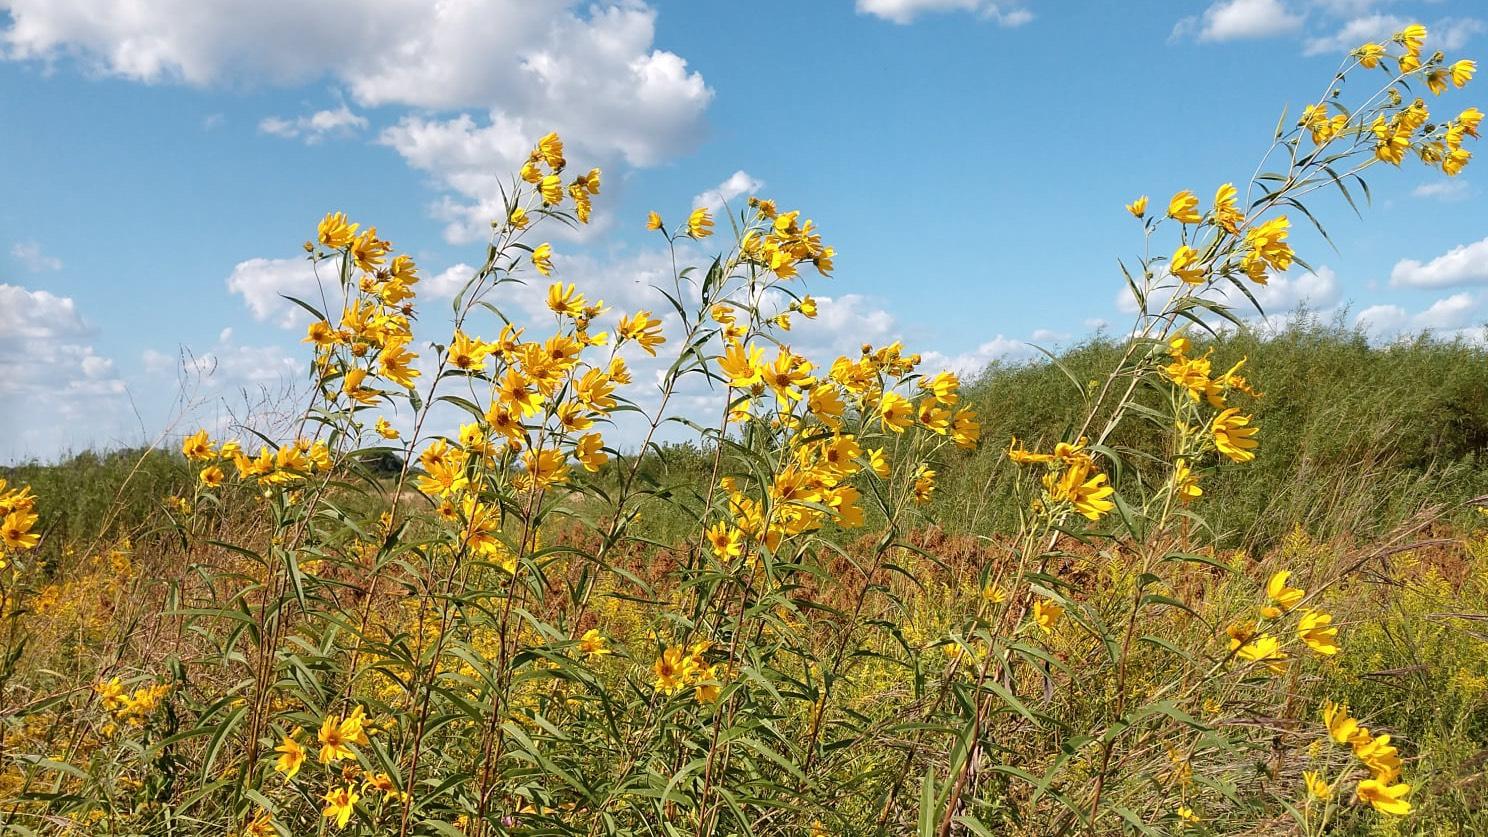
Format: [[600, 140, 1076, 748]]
[[1262, 570, 1305, 617], [317, 211, 359, 249], [653, 646, 692, 694], [1322, 700, 1360, 744], [1240, 215, 1293, 284], [570, 628, 610, 659], [877, 391, 914, 432], [646, 210, 663, 230], [1304, 770, 1331, 800], [539, 174, 564, 205], [304, 319, 339, 347], [447, 330, 492, 371], [868, 447, 890, 479], [1298, 609, 1340, 655], [1355, 42, 1385, 69], [1451, 59, 1476, 88], [508, 206, 529, 229], [374, 417, 400, 440], [912, 466, 937, 504], [199, 465, 225, 488], [522, 447, 569, 489], [243, 808, 276, 837], [686, 207, 714, 239], [1426, 69, 1449, 96], [574, 433, 608, 473], [1043, 457, 1115, 520], [720, 342, 765, 389], [1172, 458, 1202, 503], [1170, 245, 1207, 285], [1354, 732, 1403, 783], [1032, 599, 1063, 634], [274, 733, 305, 780], [1212, 182, 1242, 234], [1397, 23, 1426, 55], [1167, 189, 1201, 224], [182, 428, 214, 461], [1356, 779, 1411, 816], [707, 522, 743, 561], [378, 338, 421, 390], [1125, 195, 1148, 217], [546, 281, 585, 317], [1176, 805, 1199, 824], [1235, 633, 1287, 673], [350, 228, 388, 272], [322, 785, 361, 829], [532, 243, 555, 276], [1460, 107, 1483, 138], [498, 369, 544, 417], [1007, 436, 1053, 465], [316, 707, 368, 764], [1211, 407, 1259, 462], [619, 310, 667, 356]]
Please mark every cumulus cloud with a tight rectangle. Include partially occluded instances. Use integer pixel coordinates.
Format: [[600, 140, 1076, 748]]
[[1356, 292, 1483, 338], [3, 1, 713, 241], [1390, 237, 1488, 289], [259, 104, 368, 144], [1173, 0, 1303, 42], [0, 284, 130, 462], [1411, 180, 1472, 201], [855, 0, 1033, 26], [1301, 12, 1404, 54], [9, 241, 62, 272], [1115, 267, 1341, 321], [1303, 12, 1484, 55], [224, 255, 339, 328], [692, 170, 763, 215]]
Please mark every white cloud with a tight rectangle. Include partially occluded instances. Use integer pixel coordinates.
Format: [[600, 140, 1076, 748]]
[[856, 0, 1033, 26], [10, 241, 62, 271], [692, 170, 763, 215], [1175, 0, 1303, 42], [225, 255, 339, 327], [0, 284, 130, 462], [1356, 292, 1482, 338], [1301, 12, 1404, 54], [259, 104, 368, 144], [1354, 302, 1408, 335], [1115, 266, 1340, 317], [1411, 180, 1471, 201], [1390, 236, 1488, 289], [3, 1, 712, 240], [922, 336, 1040, 377], [1304, 12, 1484, 55]]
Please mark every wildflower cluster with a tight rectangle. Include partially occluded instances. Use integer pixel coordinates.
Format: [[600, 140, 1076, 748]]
[[1309, 701, 1412, 817]]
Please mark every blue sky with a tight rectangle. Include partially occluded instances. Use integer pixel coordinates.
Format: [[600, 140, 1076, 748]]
[[2, 0, 1485, 462]]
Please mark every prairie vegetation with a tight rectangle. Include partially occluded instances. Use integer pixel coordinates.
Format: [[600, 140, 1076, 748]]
[[1, 25, 1484, 836]]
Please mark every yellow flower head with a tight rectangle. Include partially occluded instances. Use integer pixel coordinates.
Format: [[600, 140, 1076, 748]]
[[1356, 779, 1411, 816], [1211, 408, 1259, 462], [1167, 190, 1201, 224], [1262, 570, 1305, 617], [1304, 770, 1331, 800], [1298, 609, 1340, 655], [1032, 599, 1064, 634], [1125, 195, 1148, 218], [686, 206, 714, 239], [322, 785, 361, 829], [274, 732, 305, 779]]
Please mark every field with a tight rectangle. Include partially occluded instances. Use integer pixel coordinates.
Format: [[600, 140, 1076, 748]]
[[2, 27, 1487, 837]]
